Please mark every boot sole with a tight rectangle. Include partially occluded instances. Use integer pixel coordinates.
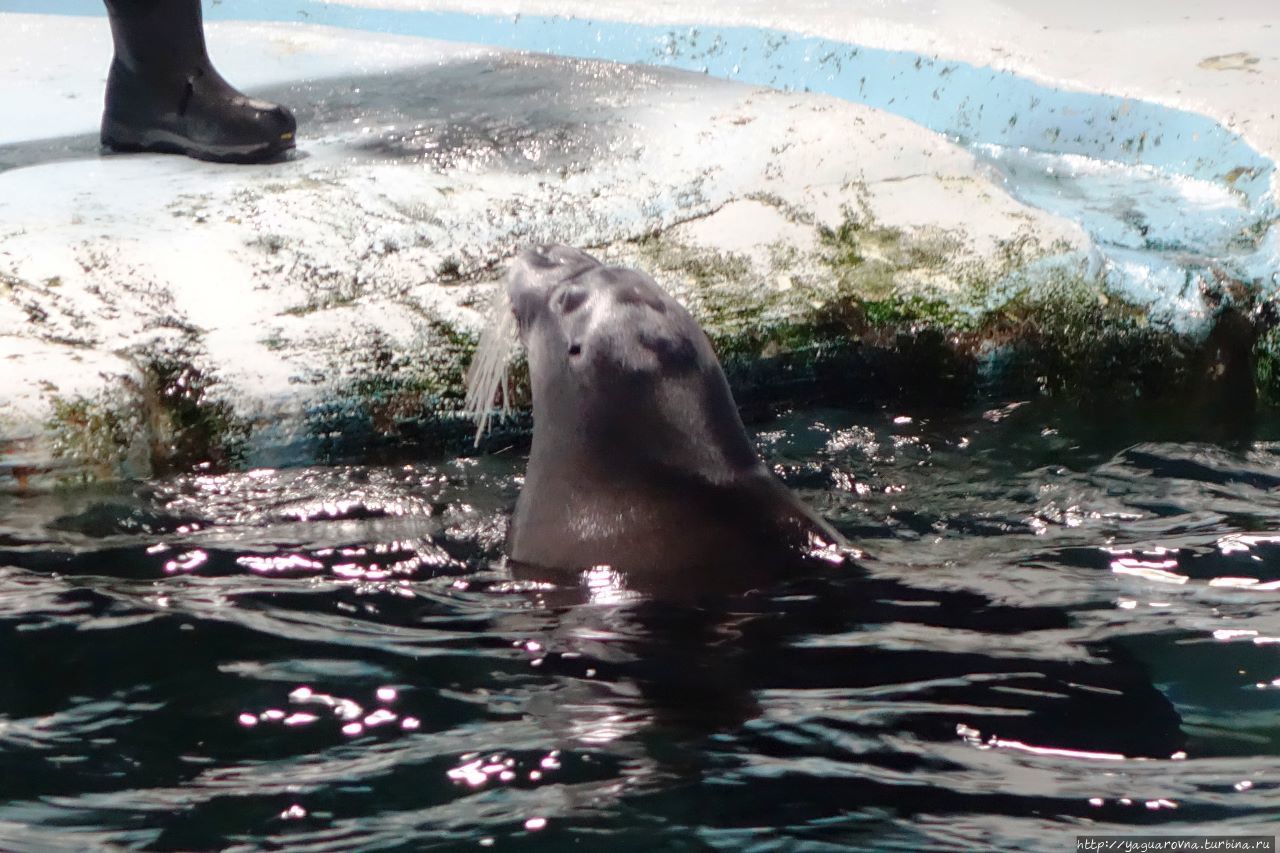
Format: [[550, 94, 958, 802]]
[[102, 121, 295, 165]]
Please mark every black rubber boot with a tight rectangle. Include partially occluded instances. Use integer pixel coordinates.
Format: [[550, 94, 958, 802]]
[[101, 0, 296, 163]]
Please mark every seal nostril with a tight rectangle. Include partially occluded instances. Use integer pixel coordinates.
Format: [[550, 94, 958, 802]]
[[568, 344, 582, 356]]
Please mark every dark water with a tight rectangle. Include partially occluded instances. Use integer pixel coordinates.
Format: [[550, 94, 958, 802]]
[[2, 401, 1279, 850]]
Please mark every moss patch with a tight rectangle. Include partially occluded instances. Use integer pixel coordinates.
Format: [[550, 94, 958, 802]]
[[46, 392, 144, 484], [604, 205, 1248, 418], [1251, 300, 1280, 407], [971, 280, 1185, 399], [135, 354, 248, 476], [45, 346, 248, 484], [816, 213, 957, 300], [304, 317, 490, 461]]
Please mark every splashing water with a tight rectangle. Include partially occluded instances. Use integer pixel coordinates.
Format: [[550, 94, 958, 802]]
[[463, 283, 520, 445]]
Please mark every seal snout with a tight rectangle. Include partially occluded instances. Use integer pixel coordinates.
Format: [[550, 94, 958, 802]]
[[511, 244, 600, 282], [518, 244, 589, 267]]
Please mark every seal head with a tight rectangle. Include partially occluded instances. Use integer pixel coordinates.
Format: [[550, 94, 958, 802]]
[[504, 245, 845, 579]]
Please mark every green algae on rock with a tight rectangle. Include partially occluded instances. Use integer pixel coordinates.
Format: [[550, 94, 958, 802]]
[[44, 349, 248, 485]]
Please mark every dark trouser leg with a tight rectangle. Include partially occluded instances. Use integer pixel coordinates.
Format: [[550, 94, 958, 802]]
[[101, 0, 296, 163]]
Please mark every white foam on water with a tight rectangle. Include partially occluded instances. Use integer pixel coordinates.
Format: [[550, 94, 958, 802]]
[[463, 283, 520, 445]]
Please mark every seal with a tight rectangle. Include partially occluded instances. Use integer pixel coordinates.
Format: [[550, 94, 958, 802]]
[[500, 244, 847, 578]]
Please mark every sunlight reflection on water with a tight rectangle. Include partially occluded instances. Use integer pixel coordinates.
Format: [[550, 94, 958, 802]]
[[0, 402, 1278, 848]]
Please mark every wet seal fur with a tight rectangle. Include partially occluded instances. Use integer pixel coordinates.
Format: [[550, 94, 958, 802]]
[[499, 245, 848, 580]]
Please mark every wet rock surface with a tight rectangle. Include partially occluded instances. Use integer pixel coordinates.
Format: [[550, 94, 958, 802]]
[[0, 14, 1273, 486]]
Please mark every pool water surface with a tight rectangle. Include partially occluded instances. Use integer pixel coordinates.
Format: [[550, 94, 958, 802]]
[[1, 400, 1277, 849]]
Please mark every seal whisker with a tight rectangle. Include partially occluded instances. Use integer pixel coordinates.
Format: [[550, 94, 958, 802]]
[[463, 283, 520, 446]]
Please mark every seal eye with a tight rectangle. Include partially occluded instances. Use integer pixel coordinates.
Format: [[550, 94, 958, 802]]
[[568, 343, 582, 357], [555, 287, 589, 314]]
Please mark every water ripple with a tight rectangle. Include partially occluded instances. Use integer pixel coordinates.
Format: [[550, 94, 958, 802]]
[[1, 400, 1278, 847]]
